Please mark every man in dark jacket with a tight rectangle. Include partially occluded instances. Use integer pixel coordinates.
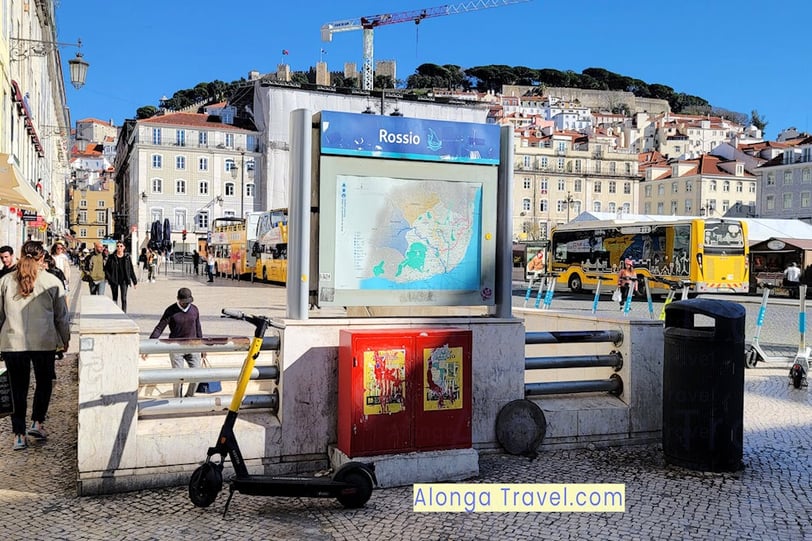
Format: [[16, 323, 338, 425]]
[[104, 241, 138, 312], [146, 288, 204, 397]]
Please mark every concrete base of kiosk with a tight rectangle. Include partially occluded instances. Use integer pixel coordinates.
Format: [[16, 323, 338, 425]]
[[328, 445, 479, 488]]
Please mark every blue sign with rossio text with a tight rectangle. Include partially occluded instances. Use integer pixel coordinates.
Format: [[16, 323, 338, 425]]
[[320, 111, 500, 165]]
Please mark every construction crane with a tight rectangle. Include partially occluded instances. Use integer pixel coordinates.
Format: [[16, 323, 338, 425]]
[[321, 0, 531, 92]]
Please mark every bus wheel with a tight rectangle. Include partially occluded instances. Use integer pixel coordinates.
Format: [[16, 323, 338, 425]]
[[568, 274, 583, 293]]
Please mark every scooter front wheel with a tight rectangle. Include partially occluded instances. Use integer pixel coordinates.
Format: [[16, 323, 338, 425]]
[[189, 462, 223, 507], [790, 364, 805, 389], [744, 348, 760, 369]]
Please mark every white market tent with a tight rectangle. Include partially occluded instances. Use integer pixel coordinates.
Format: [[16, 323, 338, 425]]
[[570, 212, 812, 245]]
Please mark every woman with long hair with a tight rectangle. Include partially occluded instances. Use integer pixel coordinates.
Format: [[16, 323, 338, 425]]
[[0, 241, 70, 450]]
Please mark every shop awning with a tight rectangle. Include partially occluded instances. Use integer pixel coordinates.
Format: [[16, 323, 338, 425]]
[[0, 153, 52, 221]]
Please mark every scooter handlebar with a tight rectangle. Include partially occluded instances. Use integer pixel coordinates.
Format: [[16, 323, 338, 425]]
[[221, 309, 245, 320]]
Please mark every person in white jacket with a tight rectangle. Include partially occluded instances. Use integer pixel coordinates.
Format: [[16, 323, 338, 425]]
[[0, 240, 70, 451], [50, 241, 71, 291]]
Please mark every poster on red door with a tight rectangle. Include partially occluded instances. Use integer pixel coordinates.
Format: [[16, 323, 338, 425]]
[[423, 344, 463, 411], [363, 348, 406, 416]]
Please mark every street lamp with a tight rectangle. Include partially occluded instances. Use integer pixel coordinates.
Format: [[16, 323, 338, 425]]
[[565, 192, 575, 222], [9, 37, 90, 89], [229, 151, 246, 218]]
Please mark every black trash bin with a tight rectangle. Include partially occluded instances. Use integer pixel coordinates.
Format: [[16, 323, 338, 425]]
[[662, 298, 746, 472]]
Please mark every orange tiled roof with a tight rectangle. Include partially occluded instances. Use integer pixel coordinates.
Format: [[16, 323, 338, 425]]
[[138, 112, 254, 132], [76, 118, 114, 126]]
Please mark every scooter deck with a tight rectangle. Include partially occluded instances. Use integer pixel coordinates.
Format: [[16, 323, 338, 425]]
[[231, 476, 355, 498]]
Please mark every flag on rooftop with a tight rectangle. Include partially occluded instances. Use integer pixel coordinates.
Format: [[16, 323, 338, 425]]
[[282, 49, 289, 55]]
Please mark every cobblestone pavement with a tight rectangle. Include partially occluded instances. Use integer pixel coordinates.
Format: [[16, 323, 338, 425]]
[[0, 265, 810, 540]]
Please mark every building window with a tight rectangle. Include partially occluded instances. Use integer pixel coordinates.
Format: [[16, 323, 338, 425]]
[[723, 181, 730, 192], [622, 202, 630, 214], [736, 181, 743, 193], [539, 200, 548, 212], [199, 180, 209, 195], [784, 170, 793, 185], [176, 179, 186, 194], [150, 209, 163, 223], [594, 181, 602, 193], [671, 201, 678, 214], [523, 178, 531, 189], [522, 156, 531, 168], [609, 181, 617, 193], [96, 210, 106, 222], [710, 180, 717, 191], [540, 157, 548, 169], [623, 182, 631, 194], [625, 163, 632, 174], [783, 193, 793, 209], [522, 198, 531, 212], [766, 195, 775, 210], [97, 200, 105, 208], [802, 192, 811, 207], [594, 161, 601, 174], [749, 182, 756, 193], [199, 132, 208, 146], [686, 181, 693, 193], [684, 200, 693, 214], [574, 160, 581, 172], [722, 200, 730, 213], [767, 173, 775, 186], [225, 133, 234, 148], [540, 178, 548, 191], [79, 228, 87, 237], [644, 185, 652, 197], [557, 179, 565, 191], [196, 211, 209, 230], [556, 199, 566, 212], [658, 184, 665, 196], [574, 179, 582, 192], [176, 129, 186, 147], [593, 201, 601, 212], [151, 178, 163, 193], [657, 202, 664, 213], [608, 202, 616, 213], [672, 181, 678, 193], [610, 162, 617, 173], [225, 182, 235, 196], [79, 199, 87, 208], [152, 128, 162, 145], [644, 202, 652, 213], [803, 168, 811, 183], [176, 156, 186, 170], [246, 183, 255, 197], [174, 209, 186, 229], [152, 154, 162, 168], [199, 157, 208, 171], [224, 158, 235, 172], [97, 228, 105, 237], [77, 210, 87, 223]]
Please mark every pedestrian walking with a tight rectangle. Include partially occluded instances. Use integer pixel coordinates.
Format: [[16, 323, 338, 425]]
[[206, 251, 215, 283], [617, 258, 637, 309], [105, 241, 138, 313], [50, 241, 71, 292], [147, 249, 157, 283], [145, 288, 204, 397], [83, 242, 107, 295], [0, 240, 70, 450], [192, 250, 200, 275]]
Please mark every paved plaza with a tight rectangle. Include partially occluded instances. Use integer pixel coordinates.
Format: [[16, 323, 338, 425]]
[[0, 264, 811, 540]]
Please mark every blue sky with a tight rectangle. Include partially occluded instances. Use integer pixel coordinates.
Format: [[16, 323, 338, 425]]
[[56, 0, 811, 138]]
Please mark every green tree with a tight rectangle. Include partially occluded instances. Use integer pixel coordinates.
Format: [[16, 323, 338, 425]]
[[136, 105, 158, 119], [750, 109, 768, 135]]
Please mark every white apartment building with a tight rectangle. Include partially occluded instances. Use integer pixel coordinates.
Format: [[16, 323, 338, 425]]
[[756, 138, 812, 222], [1, 0, 72, 248], [513, 130, 641, 240], [640, 154, 756, 217], [114, 112, 261, 249]]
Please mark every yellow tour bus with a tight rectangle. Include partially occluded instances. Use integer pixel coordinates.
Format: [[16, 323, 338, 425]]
[[252, 208, 288, 283], [209, 217, 253, 280], [549, 217, 749, 296]]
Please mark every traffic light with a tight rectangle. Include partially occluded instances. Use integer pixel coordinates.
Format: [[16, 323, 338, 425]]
[[182, 229, 187, 241]]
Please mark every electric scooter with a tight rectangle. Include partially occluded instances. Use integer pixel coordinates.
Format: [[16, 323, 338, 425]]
[[189, 309, 377, 515], [788, 285, 810, 389]]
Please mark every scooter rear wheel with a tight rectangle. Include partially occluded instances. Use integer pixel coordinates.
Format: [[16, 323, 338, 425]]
[[189, 462, 223, 507], [334, 468, 374, 509]]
